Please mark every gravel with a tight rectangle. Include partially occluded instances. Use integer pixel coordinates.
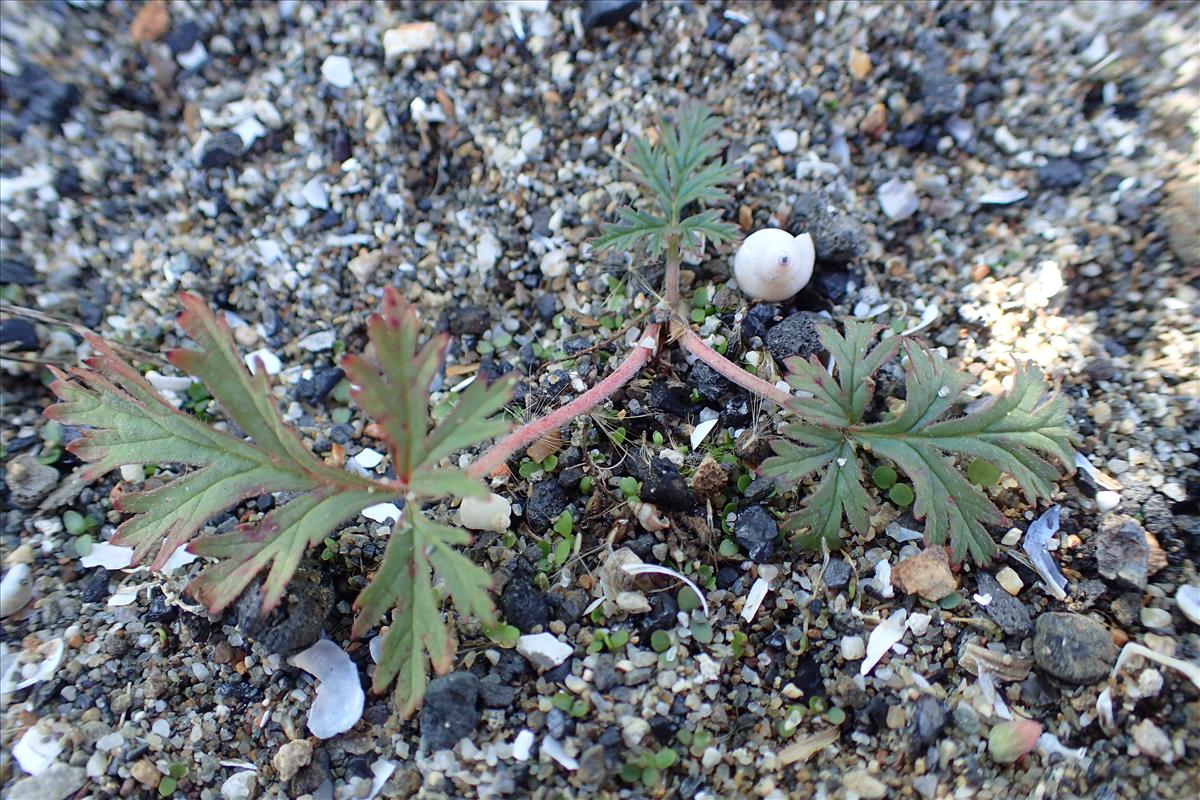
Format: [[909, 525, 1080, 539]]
[[2, 2, 1196, 798]]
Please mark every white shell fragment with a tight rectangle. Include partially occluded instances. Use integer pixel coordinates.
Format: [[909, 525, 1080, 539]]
[[621, 562, 710, 617], [244, 348, 282, 376], [1022, 506, 1068, 600], [362, 503, 402, 524], [732, 228, 815, 302], [13, 724, 63, 775], [320, 55, 354, 88], [629, 499, 669, 532], [1177, 584, 1200, 626], [878, 178, 919, 221], [542, 736, 578, 770], [161, 544, 199, 573], [1111, 642, 1200, 690], [862, 610, 907, 676], [516, 633, 573, 670], [288, 639, 365, 739], [383, 22, 439, 60], [0, 638, 65, 696], [512, 729, 535, 761], [458, 493, 512, 532], [1, 564, 33, 618], [740, 577, 769, 623], [978, 187, 1028, 205], [80, 542, 135, 570], [353, 448, 385, 470], [366, 759, 396, 800], [690, 418, 720, 451]]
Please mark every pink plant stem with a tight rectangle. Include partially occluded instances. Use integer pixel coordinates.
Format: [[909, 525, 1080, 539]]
[[468, 322, 662, 478], [680, 329, 793, 407]]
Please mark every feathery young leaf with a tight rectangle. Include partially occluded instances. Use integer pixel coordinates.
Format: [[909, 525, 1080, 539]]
[[763, 320, 1073, 564], [596, 103, 740, 253]]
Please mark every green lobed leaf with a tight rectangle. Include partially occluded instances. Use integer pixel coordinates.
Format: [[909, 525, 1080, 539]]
[[767, 321, 1072, 563], [354, 509, 497, 718]]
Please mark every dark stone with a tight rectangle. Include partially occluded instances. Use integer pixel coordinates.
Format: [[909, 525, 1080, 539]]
[[534, 294, 558, 322], [823, 558, 852, 590], [11, 66, 80, 129], [164, 20, 200, 54], [442, 305, 490, 336], [647, 381, 688, 417], [734, 505, 778, 562], [547, 587, 588, 623], [741, 475, 774, 504], [1032, 612, 1119, 685], [544, 657, 574, 683], [420, 672, 480, 751], [525, 479, 569, 532], [144, 589, 178, 624], [792, 194, 867, 262], [895, 124, 930, 151], [198, 131, 245, 169], [290, 752, 330, 797], [478, 357, 513, 385], [1038, 159, 1085, 190], [740, 304, 780, 342], [1094, 514, 1150, 589], [80, 570, 109, 603], [331, 130, 353, 163], [581, 0, 641, 29], [715, 566, 741, 590], [975, 572, 1031, 638], [721, 394, 751, 428], [812, 266, 855, 305], [1019, 673, 1056, 707], [489, 649, 528, 684], [477, 679, 517, 708], [688, 361, 728, 403], [0, 319, 38, 351], [592, 654, 619, 692], [649, 714, 679, 743], [908, 696, 947, 752], [546, 708, 568, 739], [500, 575, 550, 632], [295, 366, 344, 405], [235, 567, 332, 655], [765, 312, 825, 363], [640, 592, 679, 634], [54, 165, 81, 197], [642, 457, 690, 510], [563, 336, 590, 355], [735, 429, 773, 464], [215, 680, 261, 703], [919, 61, 963, 118], [0, 259, 38, 286]]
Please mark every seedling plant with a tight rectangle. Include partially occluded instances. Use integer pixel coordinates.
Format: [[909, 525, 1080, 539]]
[[44, 105, 1072, 719]]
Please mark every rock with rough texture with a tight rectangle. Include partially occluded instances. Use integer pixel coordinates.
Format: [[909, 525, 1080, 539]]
[[525, 479, 569, 532], [6, 454, 58, 509], [892, 548, 957, 601], [420, 672, 480, 751], [1033, 612, 1118, 684], [735, 505, 778, 563], [765, 311, 825, 363], [909, 696, 947, 752], [976, 573, 1032, 638], [1038, 158, 1085, 189], [792, 193, 867, 262], [1094, 514, 1150, 589], [220, 771, 257, 800], [8, 764, 85, 800], [643, 457, 690, 509], [824, 558, 852, 590], [500, 575, 550, 632], [272, 739, 313, 782], [236, 567, 332, 655], [198, 130, 245, 170]]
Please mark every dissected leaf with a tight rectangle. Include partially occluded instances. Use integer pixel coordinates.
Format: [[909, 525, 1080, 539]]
[[46, 288, 511, 636], [353, 509, 497, 718], [595, 104, 739, 255], [763, 320, 1072, 563]]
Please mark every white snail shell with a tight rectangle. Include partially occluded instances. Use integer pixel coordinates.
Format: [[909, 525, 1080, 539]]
[[0, 563, 33, 618], [732, 228, 816, 302], [458, 493, 512, 532]]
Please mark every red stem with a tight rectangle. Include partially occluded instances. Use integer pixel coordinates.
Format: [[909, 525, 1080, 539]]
[[468, 323, 662, 478], [680, 330, 793, 407]]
